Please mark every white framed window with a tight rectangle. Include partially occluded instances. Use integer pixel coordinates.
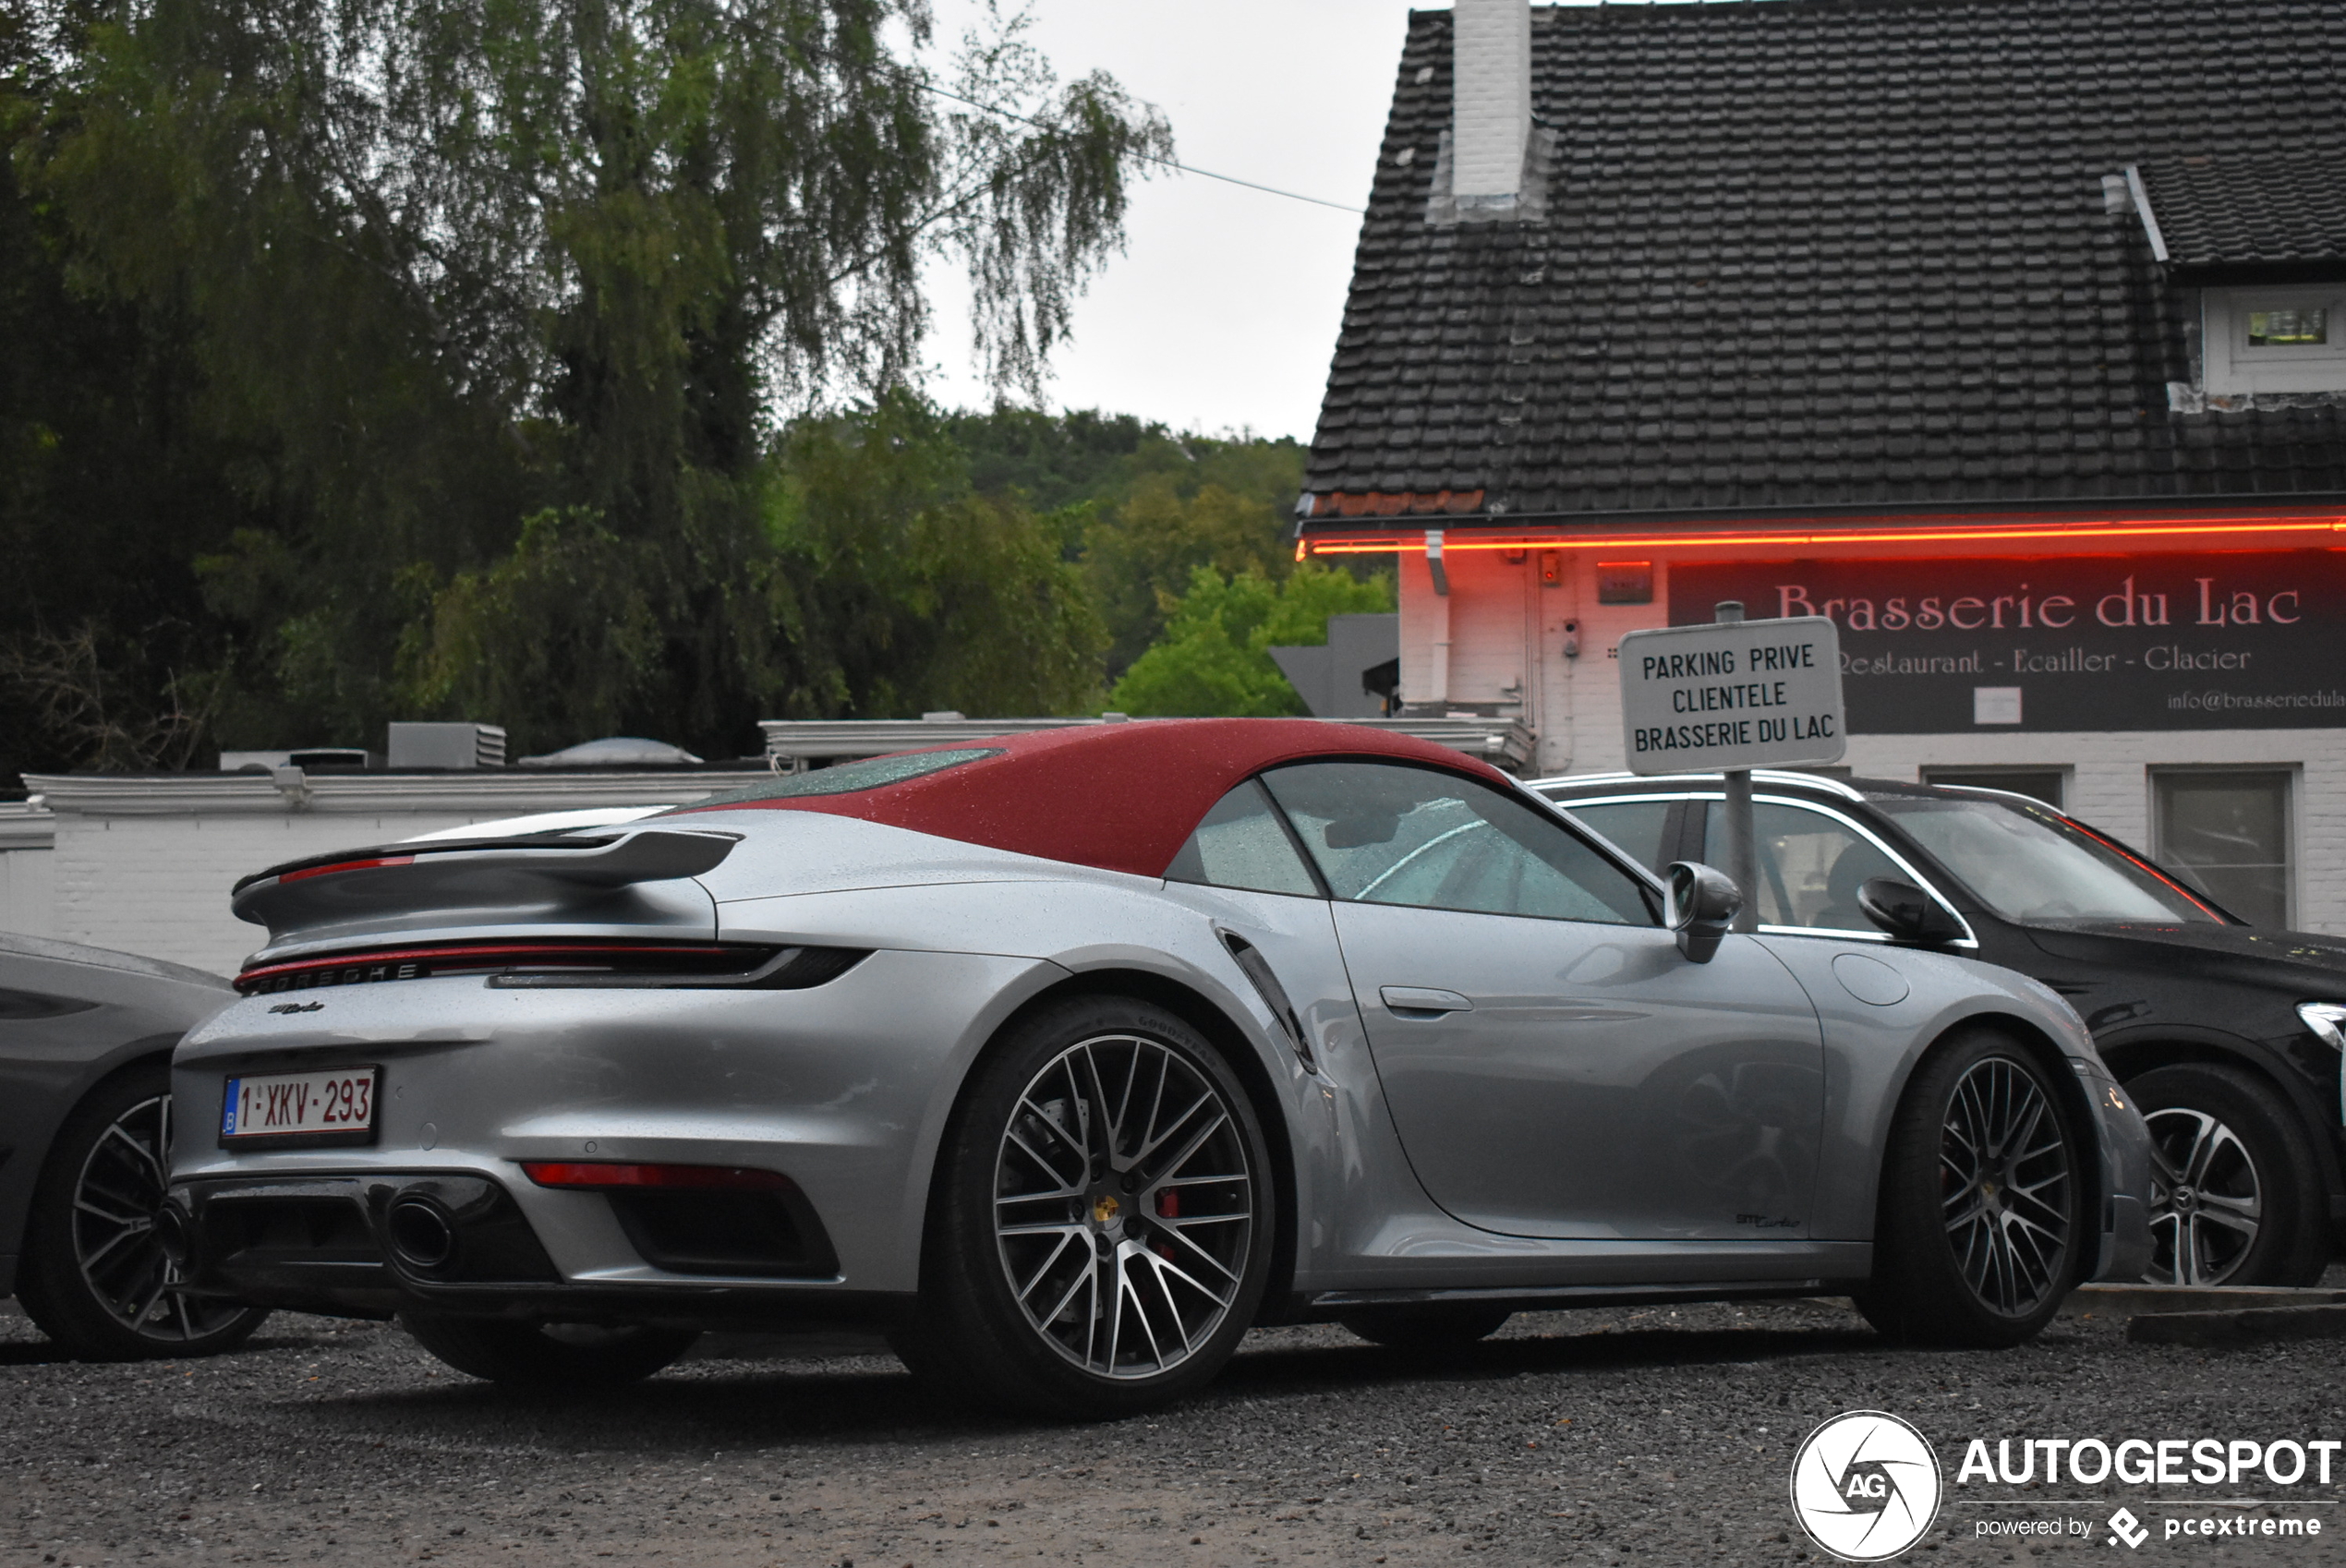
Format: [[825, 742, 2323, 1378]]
[[2150, 766, 2294, 928], [2204, 284, 2346, 395]]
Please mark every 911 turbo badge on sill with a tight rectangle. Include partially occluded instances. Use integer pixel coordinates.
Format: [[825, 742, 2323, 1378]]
[[168, 718, 2153, 1417]]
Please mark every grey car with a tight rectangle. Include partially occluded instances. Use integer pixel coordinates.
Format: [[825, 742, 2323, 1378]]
[[2, 932, 268, 1357], [166, 719, 2151, 1417]]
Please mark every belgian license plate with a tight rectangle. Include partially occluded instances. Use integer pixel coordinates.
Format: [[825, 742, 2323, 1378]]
[[220, 1067, 380, 1147]]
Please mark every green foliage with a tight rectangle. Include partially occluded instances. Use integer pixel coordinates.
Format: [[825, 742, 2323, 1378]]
[[0, 0, 1172, 771], [757, 394, 1106, 721], [390, 395, 1105, 747], [1109, 565, 1395, 718], [944, 407, 1310, 676], [1080, 473, 1298, 675], [398, 511, 665, 743]]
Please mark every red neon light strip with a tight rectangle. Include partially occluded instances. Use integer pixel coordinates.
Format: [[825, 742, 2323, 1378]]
[[236, 941, 737, 986], [280, 855, 415, 883], [1302, 516, 2346, 556]]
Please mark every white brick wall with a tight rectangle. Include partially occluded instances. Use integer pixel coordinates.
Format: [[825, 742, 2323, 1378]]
[[1452, 0, 1531, 199], [0, 847, 54, 940]]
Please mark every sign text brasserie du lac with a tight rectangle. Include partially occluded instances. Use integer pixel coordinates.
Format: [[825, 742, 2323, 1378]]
[[1668, 550, 2346, 732]]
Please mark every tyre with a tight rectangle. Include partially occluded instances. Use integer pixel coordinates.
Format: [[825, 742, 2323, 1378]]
[[399, 1313, 698, 1390], [1340, 1304, 1512, 1351], [16, 1061, 270, 1360], [1856, 1030, 2086, 1347], [2128, 1062, 2328, 1288], [901, 995, 1276, 1418]]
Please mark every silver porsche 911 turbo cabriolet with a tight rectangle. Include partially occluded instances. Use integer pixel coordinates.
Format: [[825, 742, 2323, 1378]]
[[167, 719, 2151, 1416]]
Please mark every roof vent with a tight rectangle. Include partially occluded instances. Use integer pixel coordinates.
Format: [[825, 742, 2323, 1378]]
[[387, 722, 508, 770]]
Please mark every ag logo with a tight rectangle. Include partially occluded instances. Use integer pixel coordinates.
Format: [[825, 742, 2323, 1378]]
[[1789, 1411, 1942, 1562]]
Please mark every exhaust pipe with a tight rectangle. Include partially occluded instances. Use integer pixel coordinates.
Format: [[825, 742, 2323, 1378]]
[[385, 1195, 457, 1272]]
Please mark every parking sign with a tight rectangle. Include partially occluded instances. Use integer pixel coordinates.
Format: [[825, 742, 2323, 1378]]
[[1618, 615, 1846, 775]]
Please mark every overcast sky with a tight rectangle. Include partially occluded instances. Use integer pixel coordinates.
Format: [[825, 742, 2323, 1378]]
[[919, 1, 1434, 441]]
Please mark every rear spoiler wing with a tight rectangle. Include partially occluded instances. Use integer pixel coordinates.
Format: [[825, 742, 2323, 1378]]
[[231, 830, 743, 931]]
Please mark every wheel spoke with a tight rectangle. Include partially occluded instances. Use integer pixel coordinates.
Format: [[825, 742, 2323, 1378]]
[[1019, 1231, 1085, 1309], [1003, 1125, 1082, 1194], [2197, 1188, 2260, 1219], [1138, 1110, 1229, 1193], [1076, 1045, 1120, 1168], [1131, 1092, 1214, 1174], [1034, 1245, 1096, 1327], [2192, 1204, 2260, 1238], [1146, 1257, 1194, 1357], [1150, 1216, 1240, 1286], [104, 1122, 165, 1184], [75, 1196, 148, 1229], [2176, 1112, 2220, 1187]]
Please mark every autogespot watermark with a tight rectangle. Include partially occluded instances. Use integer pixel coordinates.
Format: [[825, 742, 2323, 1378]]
[[1788, 1414, 2340, 1561], [1790, 1412, 1943, 1562]]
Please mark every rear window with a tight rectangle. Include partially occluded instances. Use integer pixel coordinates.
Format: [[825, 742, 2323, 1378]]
[[677, 748, 1001, 808]]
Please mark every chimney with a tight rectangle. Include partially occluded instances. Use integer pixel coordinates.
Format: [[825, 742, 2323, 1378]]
[[1451, 0, 1532, 214]]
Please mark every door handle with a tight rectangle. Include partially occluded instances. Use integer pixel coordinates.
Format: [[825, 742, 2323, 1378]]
[[1380, 985, 1474, 1016]]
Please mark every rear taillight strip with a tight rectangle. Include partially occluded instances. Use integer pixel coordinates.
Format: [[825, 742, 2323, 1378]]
[[235, 942, 749, 995]]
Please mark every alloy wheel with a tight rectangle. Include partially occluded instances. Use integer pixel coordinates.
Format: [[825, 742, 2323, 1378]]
[[70, 1094, 248, 1345], [2142, 1107, 2263, 1286], [1939, 1056, 2073, 1317], [992, 1034, 1256, 1380]]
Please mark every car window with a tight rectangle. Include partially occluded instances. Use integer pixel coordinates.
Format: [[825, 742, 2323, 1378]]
[[1874, 795, 2221, 924], [1260, 762, 1654, 925], [1164, 779, 1321, 898], [1556, 799, 1674, 874], [1704, 801, 1903, 932]]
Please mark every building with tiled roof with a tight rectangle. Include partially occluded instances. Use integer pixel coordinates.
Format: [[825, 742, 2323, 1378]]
[[1299, 0, 2346, 933]]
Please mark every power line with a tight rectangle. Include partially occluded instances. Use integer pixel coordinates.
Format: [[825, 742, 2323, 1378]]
[[920, 81, 1364, 216]]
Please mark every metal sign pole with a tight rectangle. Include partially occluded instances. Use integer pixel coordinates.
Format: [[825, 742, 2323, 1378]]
[[1614, 600, 1842, 942], [1713, 599, 1760, 934]]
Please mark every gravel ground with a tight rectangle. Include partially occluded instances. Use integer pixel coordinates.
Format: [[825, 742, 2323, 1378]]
[[6, 1279, 2346, 1568]]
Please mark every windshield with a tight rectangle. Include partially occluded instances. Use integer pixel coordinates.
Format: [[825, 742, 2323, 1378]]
[[1872, 795, 2222, 925]]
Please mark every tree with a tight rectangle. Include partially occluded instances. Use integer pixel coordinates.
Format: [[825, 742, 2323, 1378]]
[[1109, 565, 1394, 718], [12, 0, 1168, 757]]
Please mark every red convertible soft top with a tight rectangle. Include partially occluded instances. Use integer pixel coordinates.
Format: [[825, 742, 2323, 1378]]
[[679, 718, 1513, 878]]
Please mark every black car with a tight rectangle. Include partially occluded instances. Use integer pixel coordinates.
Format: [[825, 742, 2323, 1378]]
[[1, 932, 268, 1357], [1535, 770, 2344, 1289]]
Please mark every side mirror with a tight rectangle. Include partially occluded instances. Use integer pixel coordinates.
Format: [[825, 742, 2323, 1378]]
[[1665, 861, 1742, 964], [1858, 877, 1965, 946]]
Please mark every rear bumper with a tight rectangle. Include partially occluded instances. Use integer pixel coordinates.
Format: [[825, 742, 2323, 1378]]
[[168, 1170, 910, 1330]]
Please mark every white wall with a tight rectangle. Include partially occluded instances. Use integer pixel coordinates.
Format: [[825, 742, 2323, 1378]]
[[0, 847, 54, 941]]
